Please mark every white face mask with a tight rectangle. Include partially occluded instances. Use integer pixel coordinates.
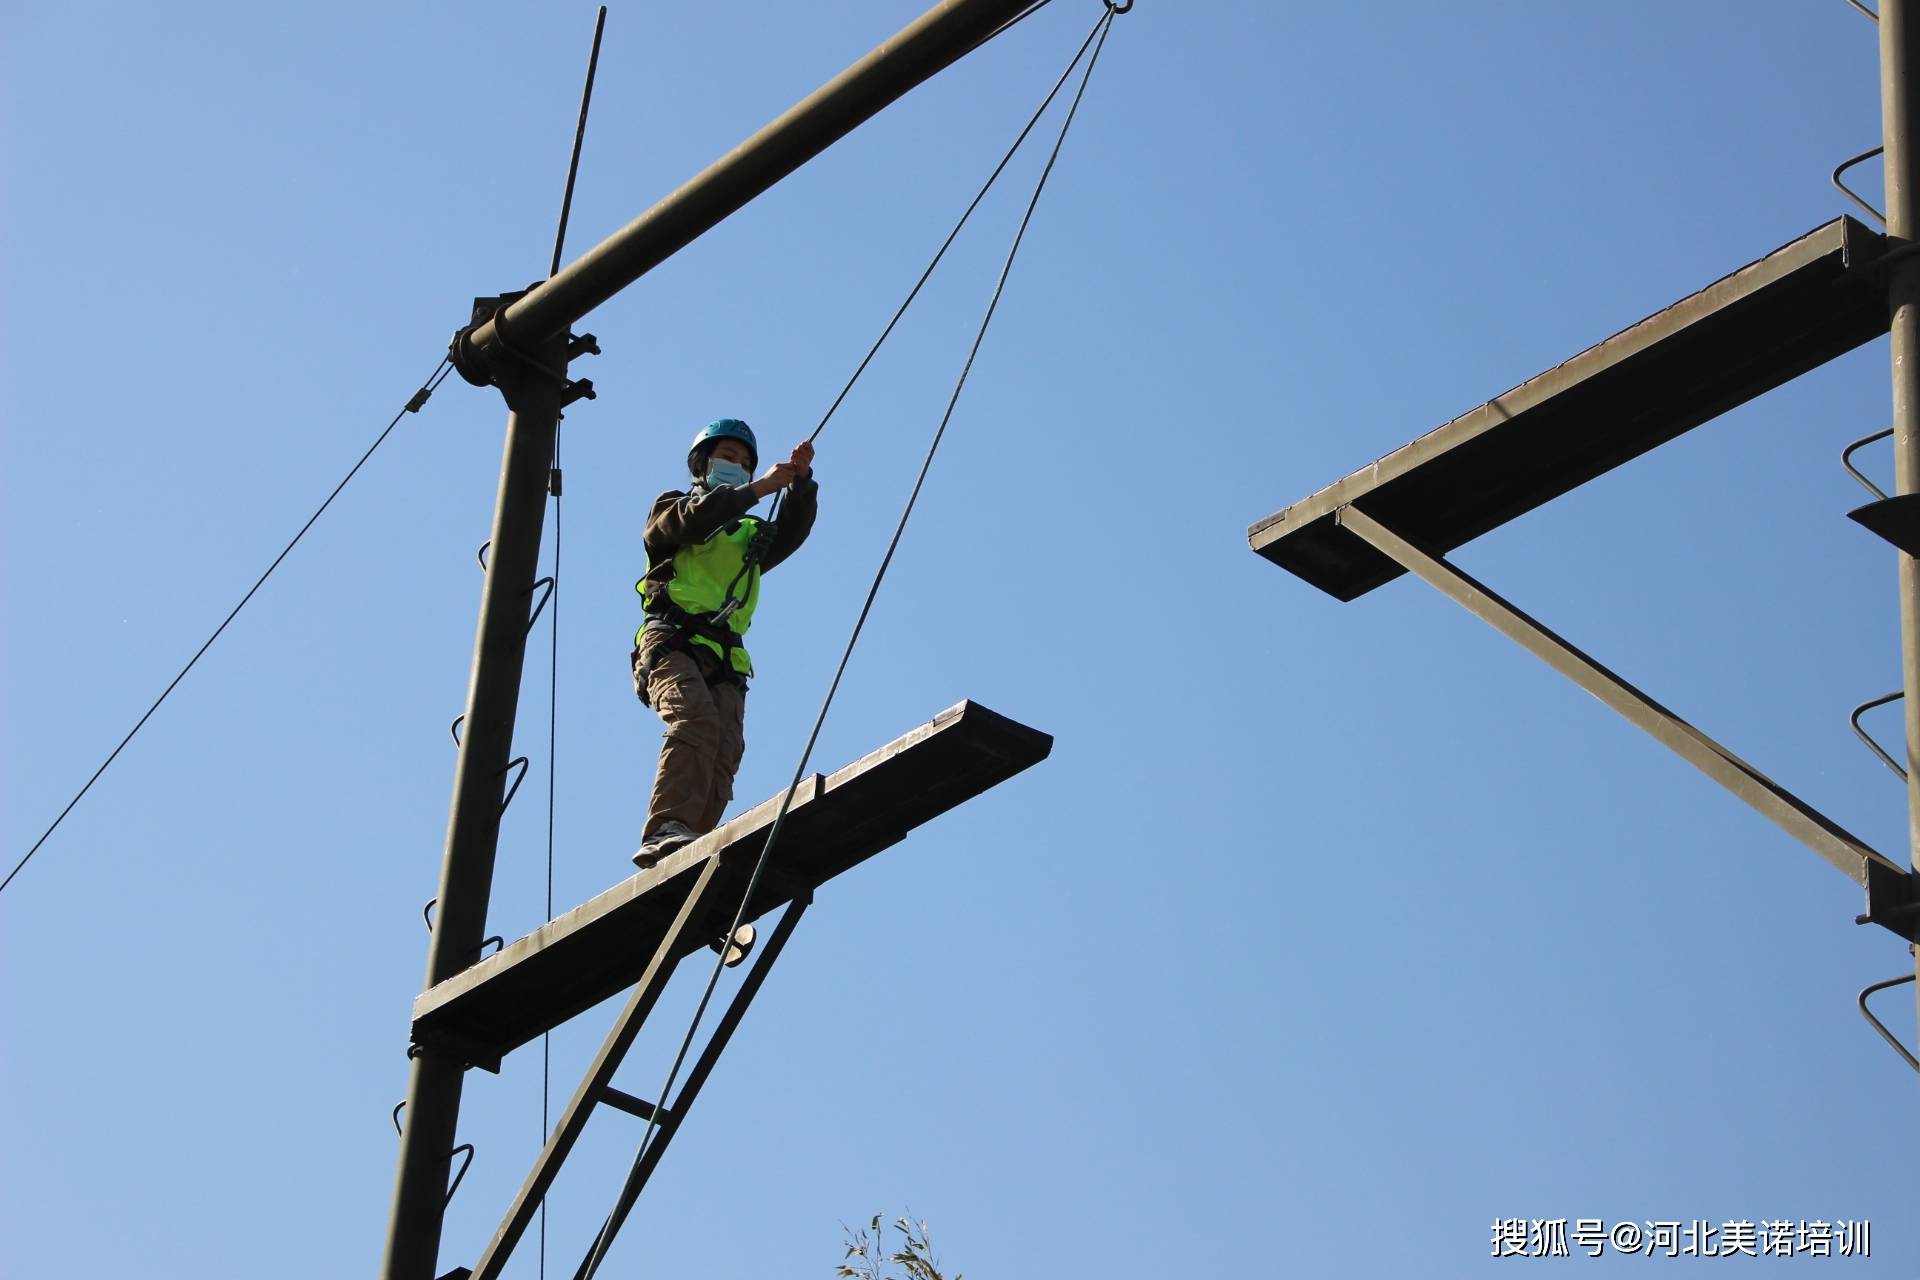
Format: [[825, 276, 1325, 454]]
[[706, 459, 751, 489]]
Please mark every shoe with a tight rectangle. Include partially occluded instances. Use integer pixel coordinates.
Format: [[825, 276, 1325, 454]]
[[633, 820, 699, 870]]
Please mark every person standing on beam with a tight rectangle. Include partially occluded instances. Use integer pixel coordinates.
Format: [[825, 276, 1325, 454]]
[[632, 418, 818, 867]]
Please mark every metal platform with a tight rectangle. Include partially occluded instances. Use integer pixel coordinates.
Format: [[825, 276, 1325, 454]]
[[1249, 216, 1891, 600], [411, 700, 1052, 1065]]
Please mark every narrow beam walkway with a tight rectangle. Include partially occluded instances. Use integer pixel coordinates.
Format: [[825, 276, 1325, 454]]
[[411, 701, 1050, 1065], [1250, 216, 1891, 600]]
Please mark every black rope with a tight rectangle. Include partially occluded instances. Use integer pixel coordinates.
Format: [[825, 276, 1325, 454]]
[[1, 356, 455, 900], [551, 7, 608, 280], [750, 0, 1111, 579], [803, 2, 1103, 448], [540, 12, 605, 1274], [578, 9, 1119, 1275], [540, 423, 562, 1280]]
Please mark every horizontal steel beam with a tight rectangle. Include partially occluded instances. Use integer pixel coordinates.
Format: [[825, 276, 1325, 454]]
[[459, 0, 1032, 372], [1252, 217, 1890, 599], [412, 701, 1050, 1061], [1338, 505, 1901, 888]]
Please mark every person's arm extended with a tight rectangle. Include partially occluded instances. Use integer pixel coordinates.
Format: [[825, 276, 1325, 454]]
[[645, 484, 759, 549], [761, 473, 817, 571]]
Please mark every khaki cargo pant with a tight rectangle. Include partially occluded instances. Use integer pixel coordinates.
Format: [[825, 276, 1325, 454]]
[[634, 628, 747, 839]]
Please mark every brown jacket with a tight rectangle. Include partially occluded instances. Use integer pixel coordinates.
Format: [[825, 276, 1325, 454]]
[[638, 476, 819, 607]]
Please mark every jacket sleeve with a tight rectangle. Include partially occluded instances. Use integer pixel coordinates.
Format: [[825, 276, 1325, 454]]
[[645, 485, 760, 551], [760, 475, 818, 572]]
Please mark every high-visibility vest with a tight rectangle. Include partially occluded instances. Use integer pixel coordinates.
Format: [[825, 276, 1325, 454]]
[[636, 516, 763, 676]]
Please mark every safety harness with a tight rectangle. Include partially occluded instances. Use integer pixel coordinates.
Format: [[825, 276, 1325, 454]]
[[634, 516, 776, 704]]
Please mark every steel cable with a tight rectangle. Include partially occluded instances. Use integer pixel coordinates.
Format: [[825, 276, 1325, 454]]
[[577, 8, 1119, 1274], [1, 356, 456, 899]]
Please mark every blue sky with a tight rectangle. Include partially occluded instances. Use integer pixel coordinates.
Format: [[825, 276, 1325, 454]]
[[2, 2, 1914, 1276]]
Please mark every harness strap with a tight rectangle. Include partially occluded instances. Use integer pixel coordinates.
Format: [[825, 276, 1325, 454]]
[[646, 597, 744, 655], [633, 597, 748, 706]]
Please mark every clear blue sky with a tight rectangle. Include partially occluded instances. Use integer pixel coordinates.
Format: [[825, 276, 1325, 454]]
[[3, 2, 1914, 1276]]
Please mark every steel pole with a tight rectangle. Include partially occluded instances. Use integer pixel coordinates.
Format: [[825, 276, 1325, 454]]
[[1880, 0, 1920, 1024], [457, 0, 1030, 372], [383, 356, 567, 1280]]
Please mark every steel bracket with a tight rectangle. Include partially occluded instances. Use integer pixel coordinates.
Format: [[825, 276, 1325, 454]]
[[449, 288, 601, 397], [459, 865, 814, 1280], [409, 1023, 504, 1076], [1848, 491, 1920, 555], [1859, 859, 1920, 942]]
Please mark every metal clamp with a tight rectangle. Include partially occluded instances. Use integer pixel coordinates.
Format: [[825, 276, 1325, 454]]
[[392, 1101, 407, 1136], [1106, 0, 1133, 12], [423, 899, 436, 933], [450, 715, 465, 747], [1833, 145, 1887, 225], [486, 301, 597, 410], [1857, 972, 1917, 1073]]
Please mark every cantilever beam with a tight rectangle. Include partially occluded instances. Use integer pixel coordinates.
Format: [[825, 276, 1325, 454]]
[[448, 699, 1049, 1280], [1246, 217, 1920, 941], [411, 700, 1052, 1065], [1249, 216, 1890, 601]]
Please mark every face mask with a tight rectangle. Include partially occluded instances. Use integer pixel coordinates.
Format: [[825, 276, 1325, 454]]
[[706, 460, 751, 490]]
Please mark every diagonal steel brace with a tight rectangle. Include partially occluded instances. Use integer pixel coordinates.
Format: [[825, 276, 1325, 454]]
[[570, 893, 813, 1278], [467, 856, 724, 1280], [1337, 505, 1905, 897]]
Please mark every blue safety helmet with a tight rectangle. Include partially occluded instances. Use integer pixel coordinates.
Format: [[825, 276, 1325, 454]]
[[687, 418, 758, 475]]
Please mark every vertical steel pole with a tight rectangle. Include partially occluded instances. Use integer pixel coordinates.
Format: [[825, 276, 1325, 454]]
[[383, 351, 567, 1280], [1880, 0, 1920, 1025]]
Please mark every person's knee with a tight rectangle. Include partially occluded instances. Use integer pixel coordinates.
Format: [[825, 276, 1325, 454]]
[[661, 701, 723, 755]]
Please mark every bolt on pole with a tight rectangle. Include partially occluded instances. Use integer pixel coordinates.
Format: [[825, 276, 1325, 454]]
[[1878, 0, 1920, 1026]]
